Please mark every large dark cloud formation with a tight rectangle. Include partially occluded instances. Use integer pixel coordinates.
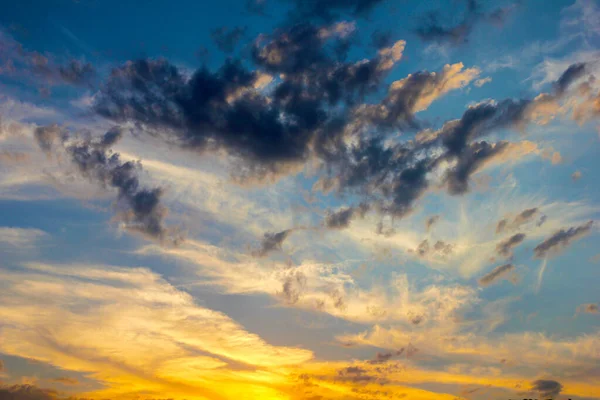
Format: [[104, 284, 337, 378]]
[[33, 126, 180, 244], [93, 18, 595, 232]]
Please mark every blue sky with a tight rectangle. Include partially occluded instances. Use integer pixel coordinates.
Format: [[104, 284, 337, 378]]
[[0, 1, 599, 399]]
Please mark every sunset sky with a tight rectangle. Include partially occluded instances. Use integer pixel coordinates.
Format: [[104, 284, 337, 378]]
[[0, 0, 599, 399]]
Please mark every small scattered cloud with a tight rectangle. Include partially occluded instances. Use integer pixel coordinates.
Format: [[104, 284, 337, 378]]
[[533, 221, 594, 258], [474, 77, 492, 87], [478, 263, 515, 286]]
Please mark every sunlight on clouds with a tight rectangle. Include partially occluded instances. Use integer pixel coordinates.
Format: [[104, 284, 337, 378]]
[[0, 263, 312, 399]]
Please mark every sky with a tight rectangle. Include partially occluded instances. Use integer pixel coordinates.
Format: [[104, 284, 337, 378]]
[[0, 0, 599, 399]]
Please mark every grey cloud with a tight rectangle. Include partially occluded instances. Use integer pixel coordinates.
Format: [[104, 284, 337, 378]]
[[577, 303, 599, 314], [280, 270, 306, 304], [555, 62, 587, 95], [496, 207, 539, 234], [0, 385, 57, 400], [367, 348, 405, 364], [496, 233, 526, 257], [324, 203, 369, 229], [512, 208, 538, 228], [254, 229, 294, 257], [33, 124, 64, 154], [533, 221, 594, 258], [530, 379, 562, 399], [478, 263, 515, 286], [57, 59, 96, 87], [90, 28, 594, 236], [425, 215, 440, 232], [413, 239, 453, 258], [34, 126, 180, 244], [496, 218, 507, 234]]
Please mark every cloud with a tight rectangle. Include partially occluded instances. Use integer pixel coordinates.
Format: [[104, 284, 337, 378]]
[[478, 263, 515, 286], [530, 379, 563, 399], [474, 77, 492, 87], [57, 60, 96, 87], [554, 62, 588, 94], [254, 229, 294, 257], [412, 239, 454, 258], [414, 0, 517, 46], [424, 215, 440, 232], [0, 30, 96, 88], [211, 26, 248, 53], [0, 263, 313, 399], [0, 227, 47, 247], [496, 207, 540, 233], [577, 303, 599, 314], [495, 233, 526, 257], [32, 125, 181, 244], [0, 385, 58, 400], [324, 204, 369, 229], [33, 125, 63, 155], [533, 220, 594, 258]]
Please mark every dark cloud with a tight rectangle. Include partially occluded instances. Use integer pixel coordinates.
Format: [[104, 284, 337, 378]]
[[425, 215, 440, 232], [57, 59, 96, 86], [254, 229, 294, 257], [34, 124, 64, 154], [415, 0, 517, 46], [0, 29, 95, 87], [324, 203, 369, 229], [577, 303, 599, 314], [211, 26, 248, 53], [496, 208, 539, 234], [336, 366, 377, 383], [478, 263, 515, 286], [444, 141, 510, 195], [537, 214, 547, 228], [91, 28, 590, 235], [368, 349, 405, 364], [413, 239, 453, 258], [533, 221, 594, 258], [496, 219, 507, 234], [0, 385, 57, 400], [512, 208, 538, 228], [530, 379, 562, 399], [555, 62, 587, 95], [94, 22, 405, 178], [496, 233, 526, 257], [34, 126, 180, 244], [279, 270, 306, 304], [284, 0, 387, 21]]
